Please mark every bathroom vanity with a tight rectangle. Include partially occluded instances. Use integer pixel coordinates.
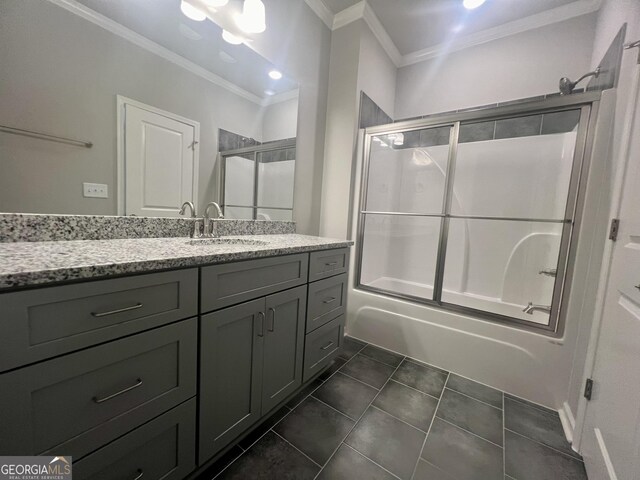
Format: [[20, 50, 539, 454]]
[[0, 223, 351, 480]]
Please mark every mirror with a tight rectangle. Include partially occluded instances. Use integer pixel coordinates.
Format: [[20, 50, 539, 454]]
[[0, 0, 299, 217]]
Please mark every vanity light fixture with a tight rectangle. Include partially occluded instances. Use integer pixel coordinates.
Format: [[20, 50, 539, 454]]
[[268, 69, 283, 80], [237, 0, 266, 34], [463, 0, 486, 10], [180, 0, 207, 21], [204, 0, 229, 6], [222, 29, 243, 44]]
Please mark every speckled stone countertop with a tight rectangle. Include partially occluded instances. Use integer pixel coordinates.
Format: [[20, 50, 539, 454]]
[[0, 235, 353, 290]]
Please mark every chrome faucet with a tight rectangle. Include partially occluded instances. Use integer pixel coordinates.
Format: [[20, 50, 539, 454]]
[[522, 302, 552, 315], [179, 201, 203, 238], [203, 202, 224, 238]]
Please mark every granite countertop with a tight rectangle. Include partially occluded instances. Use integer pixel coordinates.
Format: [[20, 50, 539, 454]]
[[0, 234, 353, 290]]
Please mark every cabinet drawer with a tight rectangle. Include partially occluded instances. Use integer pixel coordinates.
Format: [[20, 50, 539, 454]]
[[303, 315, 344, 382], [0, 319, 197, 459], [0, 269, 198, 372], [73, 399, 196, 480], [309, 248, 350, 282], [306, 273, 347, 333], [201, 254, 308, 312]]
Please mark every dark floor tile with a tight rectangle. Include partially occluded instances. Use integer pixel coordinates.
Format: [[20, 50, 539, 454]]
[[504, 397, 580, 459], [313, 372, 378, 419], [373, 380, 438, 431], [436, 389, 503, 446], [494, 114, 542, 139], [405, 358, 449, 375], [285, 378, 323, 409], [446, 374, 503, 409], [318, 357, 347, 382], [196, 445, 243, 480], [392, 359, 447, 397], [360, 344, 404, 367], [505, 430, 587, 480], [340, 354, 395, 389], [274, 397, 354, 465], [413, 459, 456, 480], [339, 337, 367, 360], [216, 431, 319, 480], [346, 407, 425, 480], [317, 444, 396, 480], [504, 393, 555, 415], [238, 405, 290, 450], [421, 418, 503, 480]]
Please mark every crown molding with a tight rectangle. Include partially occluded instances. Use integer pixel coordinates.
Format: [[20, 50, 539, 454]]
[[303, 0, 334, 29], [333, 1, 366, 30], [261, 88, 300, 107], [46, 0, 266, 105], [400, 0, 603, 66], [312, 0, 601, 68]]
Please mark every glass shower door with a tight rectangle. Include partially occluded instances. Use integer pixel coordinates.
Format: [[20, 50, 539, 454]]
[[358, 125, 454, 301]]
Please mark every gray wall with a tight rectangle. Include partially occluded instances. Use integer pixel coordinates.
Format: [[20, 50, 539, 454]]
[[0, 0, 268, 216]]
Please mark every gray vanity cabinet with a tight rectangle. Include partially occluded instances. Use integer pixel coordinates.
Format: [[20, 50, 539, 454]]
[[198, 285, 307, 464]]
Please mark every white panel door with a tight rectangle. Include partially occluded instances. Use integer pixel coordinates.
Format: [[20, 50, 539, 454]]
[[124, 103, 198, 217], [580, 68, 640, 480]]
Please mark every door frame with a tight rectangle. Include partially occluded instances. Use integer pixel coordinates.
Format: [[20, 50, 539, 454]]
[[116, 95, 200, 215]]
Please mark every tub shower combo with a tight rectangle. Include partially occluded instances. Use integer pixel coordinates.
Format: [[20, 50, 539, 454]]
[[356, 92, 599, 333]]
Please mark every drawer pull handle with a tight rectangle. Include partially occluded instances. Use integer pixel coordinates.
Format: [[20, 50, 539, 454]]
[[325, 261, 338, 266], [91, 303, 143, 318], [133, 470, 144, 480], [257, 311, 265, 337], [93, 378, 143, 404], [321, 341, 334, 350], [323, 297, 337, 304], [268, 307, 276, 332]]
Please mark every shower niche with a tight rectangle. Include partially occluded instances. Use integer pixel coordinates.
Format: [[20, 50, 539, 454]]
[[356, 96, 594, 332]]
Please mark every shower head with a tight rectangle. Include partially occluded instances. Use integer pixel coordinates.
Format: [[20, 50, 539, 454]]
[[559, 66, 601, 95]]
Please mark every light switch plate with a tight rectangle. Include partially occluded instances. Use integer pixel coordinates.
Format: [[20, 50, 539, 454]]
[[83, 182, 108, 198]]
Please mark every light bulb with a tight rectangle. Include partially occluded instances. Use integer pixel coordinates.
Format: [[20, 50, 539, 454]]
[[268, 69, 282, 80], [222, 30, 243, 45], [205, 0, 228, 6], [180, 0, 207, 21], [463, 0, 486, 10], [237, 0, 266, 34]]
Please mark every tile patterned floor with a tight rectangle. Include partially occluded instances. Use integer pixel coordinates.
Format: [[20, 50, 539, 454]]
[[197, 337, 588, 480]]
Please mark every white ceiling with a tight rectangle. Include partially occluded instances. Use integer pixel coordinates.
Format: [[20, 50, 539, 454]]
[[314, 0, 601, 64], [70, 0, 298, 100]]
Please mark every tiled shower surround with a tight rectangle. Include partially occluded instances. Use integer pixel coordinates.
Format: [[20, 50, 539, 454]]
[[197, 338, 587, 480]]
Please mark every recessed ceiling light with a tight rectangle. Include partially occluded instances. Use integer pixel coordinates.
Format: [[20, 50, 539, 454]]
[[222, 30, 243, 45], [463, 0, 486, 10], [264, 89, 275, 96], [236, 0, 266, 34], [268, 69, 283, 80], [204, 0, 228, 6], [180, 0, 207, 21]]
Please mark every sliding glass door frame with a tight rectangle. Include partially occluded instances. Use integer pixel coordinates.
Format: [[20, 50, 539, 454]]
[[355, 91, 601, 335], [219, 138, 296, 220]]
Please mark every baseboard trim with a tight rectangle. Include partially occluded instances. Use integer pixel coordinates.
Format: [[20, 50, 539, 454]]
[[559, 401, 576, 447]]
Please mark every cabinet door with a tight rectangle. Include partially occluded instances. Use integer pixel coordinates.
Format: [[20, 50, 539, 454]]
[[262, 285, 307, 413], [199, 298, 265, 464]]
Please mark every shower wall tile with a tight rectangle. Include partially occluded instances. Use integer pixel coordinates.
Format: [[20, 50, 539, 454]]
[[420, 126, 450, 147], [588, 24, 626, 92], [402, 130, 422, 148], [494, 115, 542, 139], [286, 147, 296, 160], [459, 121, 495, 143], [218, 128, 261, 152], [360, 92, 393, 129], [541, 110, 581, 135]]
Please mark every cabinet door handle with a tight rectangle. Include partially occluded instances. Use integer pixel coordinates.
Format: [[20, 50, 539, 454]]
[[323, 297, 337, 304], [132, 470, 144, 480], [321, 341, 334, 350], [93, 378, 143, 404], [91, 303, 143, 318], [325, 261, 338, 267], [257, 311, 265, 337], [268, 307, 276, 332]]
